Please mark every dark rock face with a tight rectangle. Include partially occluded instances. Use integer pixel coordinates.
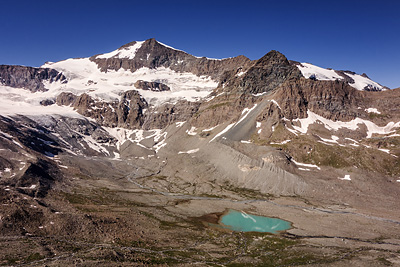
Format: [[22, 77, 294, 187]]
[[117, 90, 148, 128], [274, 78, 364, 121], [56, 91, 203, 130], [0, 65, 66, 92], [0, 116, 63, 198], [56, 92, 77, 106], [90, 38, 253, 81], [335, 70, 355, 84], [143, 100, 200, 130], [57, 90, 148, 129], [39, 99, 55, 106], [191, 93, 258, 128], [134, 80, 170, 91], [239, 51, 302, 94]]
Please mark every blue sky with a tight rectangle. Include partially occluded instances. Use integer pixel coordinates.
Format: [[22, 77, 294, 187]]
[[1, 0, 399, 88]]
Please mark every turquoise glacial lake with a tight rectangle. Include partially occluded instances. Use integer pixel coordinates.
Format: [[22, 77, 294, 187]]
[[218, 209, 291, 234]]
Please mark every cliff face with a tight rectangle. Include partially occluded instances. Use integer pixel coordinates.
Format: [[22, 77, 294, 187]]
[[273, 78, 363, 121], [239, 50, 303, 94], [56, 90, 201, 130], [56, 90, 148, 129], [0, 65, 66, 92]]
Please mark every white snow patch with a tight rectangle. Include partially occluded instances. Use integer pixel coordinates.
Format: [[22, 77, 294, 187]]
[[104, 127, 140, 150], [96, 41, 145, 59], [297, 63, 342, 81], [202, 125, 218, 132], [256, 122, 262, 128], [152, 130, 168, 153], [297, 63, 384, 91], [318, 135, 339, 144], [12, 140, 24, 148], [209, 123, 235, 143], [58, 165, 69, 169], [345, 137, 359, 143], [291, 110, 400, 138], [236, 71, 246, 77], [339, 175, 351, 181], [19, 162, 26, 171], [365, 108, 381, 114], [345, 72, 383, 91], [252, 92, 267, 97], [82, 135, 110, 156], [270, 140, 291, 145], [175, 121, 186, 127], [240, 140, 252, 144], [378, 148, 390, 154], [186, 126, 197, 136], [105, 127, 167, 154], [204, 92, 224, 102], [291, 159, 321, 170], [286, 126, 299, 136], [236, 104, 257, 126], [156, 41, 185, 52], [178, 148, 199, 154], [298, 168, 311, 171], [270, 100, 281, 109]]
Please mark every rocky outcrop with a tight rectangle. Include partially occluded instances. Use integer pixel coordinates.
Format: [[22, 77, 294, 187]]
[[90, 38, 253, 81], [0, 65, 66, 92], [143, 100, 200, 130], [273, 78, 363, 121], [239, 51, 302, 94], [56, 90, 148, 129], [134, 80, 170, 91], [191, 93, 259, 128]]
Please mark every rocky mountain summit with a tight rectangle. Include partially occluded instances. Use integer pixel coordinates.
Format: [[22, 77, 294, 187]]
[[90, 38, 253, 80], [1, 38, 400, 266]]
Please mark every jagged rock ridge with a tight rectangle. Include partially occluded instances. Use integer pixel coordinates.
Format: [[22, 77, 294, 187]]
[[90, 38, 253, 80], [0, 65, 66, 92]]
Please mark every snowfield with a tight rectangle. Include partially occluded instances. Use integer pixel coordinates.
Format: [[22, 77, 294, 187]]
[[0, 85, 84, 117], [42, 58, 218, 106], [297, 62, 385, 91], [291, 110, 400, 138], [0, 53, 220, 117]]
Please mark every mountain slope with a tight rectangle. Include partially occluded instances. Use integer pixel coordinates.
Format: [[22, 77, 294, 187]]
[[293, 61, 387, 91], [1, 39, 400, 266]]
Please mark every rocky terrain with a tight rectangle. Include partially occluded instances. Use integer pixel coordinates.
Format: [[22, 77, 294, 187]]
[[1, 38, 400, 266], [0, 65, 66, 92]]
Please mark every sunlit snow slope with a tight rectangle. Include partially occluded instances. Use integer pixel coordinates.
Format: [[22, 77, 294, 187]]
[[297, 62, 385, 91], [42, 58, 218, 105]]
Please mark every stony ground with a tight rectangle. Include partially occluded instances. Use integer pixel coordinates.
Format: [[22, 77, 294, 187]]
[[1, 150, 400, 267]]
